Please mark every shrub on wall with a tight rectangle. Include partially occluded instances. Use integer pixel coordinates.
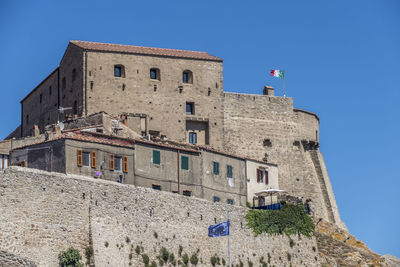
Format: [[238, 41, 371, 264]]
[[245, 204, 315, 237], [58, 247, 83, 267]]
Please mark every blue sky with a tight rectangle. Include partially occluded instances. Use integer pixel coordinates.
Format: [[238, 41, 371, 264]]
[[1, 0, 399, 258]]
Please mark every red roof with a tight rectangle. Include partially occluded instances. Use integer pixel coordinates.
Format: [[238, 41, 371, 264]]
[[70, 40, 222, 62]]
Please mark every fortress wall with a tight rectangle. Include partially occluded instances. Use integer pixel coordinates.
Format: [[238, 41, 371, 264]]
[[223, 93, 334, 223], [0, 167, 321, 267]]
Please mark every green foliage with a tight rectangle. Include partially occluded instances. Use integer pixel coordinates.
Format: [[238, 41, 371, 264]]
[[210, 256, 217, 266], [160, 247, 169, 262], [259, 256, 268, 267], [222, 258, 226, 266], [154, 231, 158, 239], [85, 246, 93, 265], [135, 245, 141, 254], [287, 252, 291, 261], [59, 247, 83, 267], [239, 259, 244, 267], [169, 252, 175, 263], [245, 204, 315, 237], [104, 241, 109, 248], [190, 253, 199, 265], [246, 201, 252, 208], [125, 236, 131, 243], [150, 260, 157, 267], [182, 253, 189, 265], [267, 253, 271, 263], [178, 245, 183, 257], [142, 254, 150, 265]]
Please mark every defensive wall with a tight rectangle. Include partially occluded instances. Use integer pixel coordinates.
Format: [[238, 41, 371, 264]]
[[0, 167, 321, 267], [222, 92, 345, 229]]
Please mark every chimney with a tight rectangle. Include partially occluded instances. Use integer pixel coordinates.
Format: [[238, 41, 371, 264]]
[[33, 125, 40, 137], [263, 86, 274, 96]]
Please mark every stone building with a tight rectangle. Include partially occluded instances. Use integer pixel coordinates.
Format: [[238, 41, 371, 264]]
[[10, 40, 345, 229], [10, 131, 278, 207]]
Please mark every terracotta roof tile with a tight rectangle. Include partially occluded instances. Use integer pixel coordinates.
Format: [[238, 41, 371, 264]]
[[70, 40, 222, 62]]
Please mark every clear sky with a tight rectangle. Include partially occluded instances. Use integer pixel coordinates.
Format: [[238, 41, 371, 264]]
[[1, 0, 399, 258]]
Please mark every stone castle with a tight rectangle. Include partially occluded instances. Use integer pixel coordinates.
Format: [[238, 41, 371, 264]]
[[6, 40, 344, 229], [3, 40, 393, 266]]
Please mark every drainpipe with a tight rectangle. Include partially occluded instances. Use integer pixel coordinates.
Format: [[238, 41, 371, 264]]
[[177, 150, 180, 194], [84, 50, 88, 116]]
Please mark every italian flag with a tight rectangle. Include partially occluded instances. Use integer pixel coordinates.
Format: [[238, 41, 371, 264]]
[[270, 69, 285, 79]]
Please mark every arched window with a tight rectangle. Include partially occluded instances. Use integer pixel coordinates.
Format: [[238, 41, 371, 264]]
[[182, 70, 193, 84], [150, 68, 160, 81], [114, 65, 125, 78], [72, 68, 77, 82]]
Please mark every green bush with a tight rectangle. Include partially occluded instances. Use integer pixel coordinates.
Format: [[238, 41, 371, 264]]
[[245, 204, 315, 237], [150, 260, 157, 267], [59, 247, 83, 267], [210, 256, 217, 266], [160, 247, 169, 262], [135, 245, 141, 254], [142, 254, 150, 265], [182, 253, 189, 265], [85, 246, 93, 265], [190, 253, 199, 265]]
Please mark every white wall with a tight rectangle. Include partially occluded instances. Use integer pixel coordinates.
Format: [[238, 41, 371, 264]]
[[246, 160, 278, 205]]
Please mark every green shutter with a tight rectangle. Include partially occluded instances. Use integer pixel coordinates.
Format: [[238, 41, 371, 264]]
[[153, 150, 160, 165], [213, 161, 219, 175], [227, 165, 233, 178], [181, 156, 189, 170]]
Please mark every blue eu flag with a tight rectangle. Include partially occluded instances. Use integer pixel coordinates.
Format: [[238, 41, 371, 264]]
[[208, 220, 230, 237]]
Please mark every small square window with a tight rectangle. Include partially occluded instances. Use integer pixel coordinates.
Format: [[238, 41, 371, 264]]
[[114, 156, 122, 171], [82, 152, 90, 167], [227, 165, 233, 178], [181, 155, 189, 170], [152, 184, 161, 191], [227, 199, 234, 205], [213, 196, 221, 203], [213, 161, 219, 175], [186, 102, 194, 115], [153, 150, 160, 165], [189, 132, 197, 144]]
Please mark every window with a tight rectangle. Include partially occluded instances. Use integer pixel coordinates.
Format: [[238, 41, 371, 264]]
[[72, 68, 77, 82], [265, 170, 269, 185], [1, 155, 8, 169], [186, 102, 194, 115], [182, 70, 193, 84], [39, 94, 42, 104], [114, 156, 122, 171], [150, 68, 160, 80], [208, 88, 211, 96], [153, 150, 160, 165], [189, 132, 197, 144], [49, 86, 52, 96], [213, 196, 221, 203], [183, 190, 192, 197], [256, 169, 264, 183], [114, 65, 125, 77], [73, 101, 77, 115], [82, 152, 90, 167], [227, 165, 233, 178], [181, 155, 189, 170], [227, 199, 234, 205], [152, 184, 161, 191], [213, 161, 219, 175]]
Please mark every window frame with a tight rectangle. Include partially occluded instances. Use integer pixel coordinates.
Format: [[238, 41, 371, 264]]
[[186, 102, 194, 115], [150, 68, 160, 81], [182, 70, 193, 84], [213, 196, 221, 203], [189, 132, 197, 144], [82, 151, 91, 167], [227, 199, 234, 205], [114, 156, 123, 172], [114, 65, 125, 78]]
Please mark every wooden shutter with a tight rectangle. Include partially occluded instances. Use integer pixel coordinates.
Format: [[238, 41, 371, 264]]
[[123, 156, 128, 173], [265, 170, 269, 185], [77, 150, 83, 167], [109, 154, 115, 171], [91, 151, 96, 168]]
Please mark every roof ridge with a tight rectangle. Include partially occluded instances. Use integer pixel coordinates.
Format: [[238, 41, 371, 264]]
[[70, 40, 211, 55]]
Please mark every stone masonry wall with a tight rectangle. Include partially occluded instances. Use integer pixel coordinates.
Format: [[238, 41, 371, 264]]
[[0, 167, 321, 267], [222, 92, 345, 229]]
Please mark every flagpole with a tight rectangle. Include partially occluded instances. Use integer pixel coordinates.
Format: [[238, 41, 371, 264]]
[[228, 211, 231, 267], [283, 70, 286, 97]]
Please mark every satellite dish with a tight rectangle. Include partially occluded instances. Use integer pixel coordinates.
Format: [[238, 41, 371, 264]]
[[57, 122, 64, 131]]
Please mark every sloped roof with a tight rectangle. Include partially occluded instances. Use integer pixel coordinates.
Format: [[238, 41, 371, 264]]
[[70, 40, 223, 62]]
